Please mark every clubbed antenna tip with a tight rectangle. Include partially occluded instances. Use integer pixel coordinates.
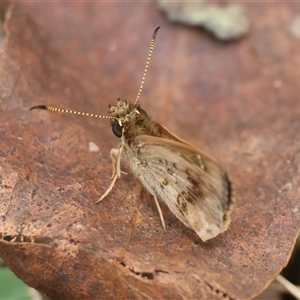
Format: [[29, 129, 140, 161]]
[[153, 27, 160, 39], [30, 105, 47, 111]]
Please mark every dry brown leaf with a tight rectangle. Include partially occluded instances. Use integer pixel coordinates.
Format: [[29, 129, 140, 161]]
[[1, 2, 300, 299]]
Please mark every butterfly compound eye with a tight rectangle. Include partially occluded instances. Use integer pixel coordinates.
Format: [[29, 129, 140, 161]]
[[112, 121, 122, 138]]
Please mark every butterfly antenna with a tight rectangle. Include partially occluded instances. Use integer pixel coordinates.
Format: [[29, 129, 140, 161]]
[[134, 26, 160, 106], [29, 105, 113, 119]]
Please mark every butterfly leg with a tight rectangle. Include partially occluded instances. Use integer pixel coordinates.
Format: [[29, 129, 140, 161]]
[[153, 195, 166, 232], [96, 145, 124, 203], [109, 148, 119, 179], [109, 147, 128, 179]]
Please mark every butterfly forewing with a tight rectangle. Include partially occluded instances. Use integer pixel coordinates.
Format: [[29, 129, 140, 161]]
[[129, 135, 234, 241]]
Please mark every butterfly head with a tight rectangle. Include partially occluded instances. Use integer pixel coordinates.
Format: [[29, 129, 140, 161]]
[[109, 99, 145, 138]]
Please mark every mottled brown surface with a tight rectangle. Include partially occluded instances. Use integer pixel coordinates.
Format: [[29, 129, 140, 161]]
[[0, 2, 300, 299]]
